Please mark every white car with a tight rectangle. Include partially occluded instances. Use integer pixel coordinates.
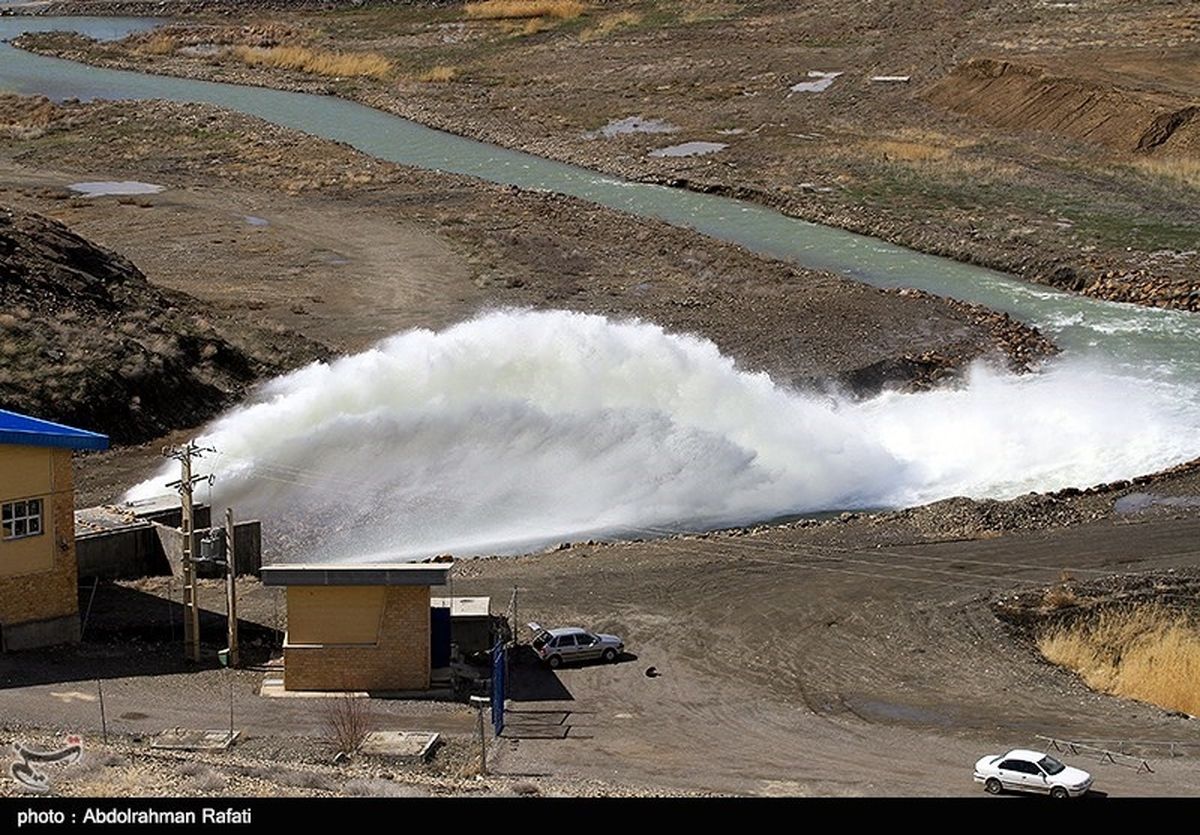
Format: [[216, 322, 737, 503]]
[[974, 749, 1093, 798]]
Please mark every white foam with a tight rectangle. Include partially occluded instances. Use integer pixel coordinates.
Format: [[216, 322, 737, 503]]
[[127, 310, 1200, 561]]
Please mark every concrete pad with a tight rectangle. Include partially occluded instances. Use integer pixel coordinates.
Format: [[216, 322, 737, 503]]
[[150, 729, 239, 750], [259, 677, 368, 699], [360, 731, 440, 762]]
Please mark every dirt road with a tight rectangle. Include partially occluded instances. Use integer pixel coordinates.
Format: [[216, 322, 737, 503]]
[[3, 508, 1198, 795]]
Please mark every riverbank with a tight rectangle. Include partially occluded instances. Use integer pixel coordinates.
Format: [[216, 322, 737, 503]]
[[11, 1, 1199, 311]]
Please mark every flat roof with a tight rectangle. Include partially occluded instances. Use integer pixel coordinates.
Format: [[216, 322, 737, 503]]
[[431, 596, 491, 617], [0, 409, 109, 451], [261, 563, 452, 587]]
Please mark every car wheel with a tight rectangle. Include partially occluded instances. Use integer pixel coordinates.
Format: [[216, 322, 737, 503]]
[[602, 648, 617, 663], [548, 655, 562, 669], [1050, 786, 1069, 799], [984, 778, 1003, 795]]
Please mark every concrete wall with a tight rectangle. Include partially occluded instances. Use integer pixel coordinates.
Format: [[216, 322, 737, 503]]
[[77, 524, 168, 580], [0, 448, 79, 650], [283, 585, 432, 692], [77, 519, 262, 581]]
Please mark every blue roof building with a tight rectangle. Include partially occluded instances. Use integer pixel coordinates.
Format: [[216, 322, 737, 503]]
[[0, 410, 109, 451], [1, 409, 107, 651]]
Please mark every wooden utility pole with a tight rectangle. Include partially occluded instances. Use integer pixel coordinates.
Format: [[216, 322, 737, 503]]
[[225, 506, 239, 668], [164, 441, 214, 664]]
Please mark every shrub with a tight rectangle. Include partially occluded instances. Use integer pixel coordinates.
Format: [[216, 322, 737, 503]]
[[229, 46, 393, 80], [465, 0, 586, 21], [322, 693, 374, 755], [1037, 604, 1200, 716], [418, 65, 458, 83]]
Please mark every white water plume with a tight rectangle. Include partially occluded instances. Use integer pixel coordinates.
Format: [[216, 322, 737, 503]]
[[128, 310, 1200, 561]]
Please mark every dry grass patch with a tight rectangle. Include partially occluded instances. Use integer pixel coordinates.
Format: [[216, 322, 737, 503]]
[[580, 10, 642, 41], [229, 45, 393, 79], [465, 0, 586, 21], [418, 65, 459, 83], [1038, 604, 1200, 716], [135, 34, 179, 56], [1131, 155, 1200, 189]]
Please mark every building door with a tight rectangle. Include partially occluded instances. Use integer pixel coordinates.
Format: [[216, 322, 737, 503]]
[[431, 605, 451, 669]]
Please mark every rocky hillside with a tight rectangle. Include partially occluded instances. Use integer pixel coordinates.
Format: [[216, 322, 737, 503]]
[[0, 207, 326, 444]]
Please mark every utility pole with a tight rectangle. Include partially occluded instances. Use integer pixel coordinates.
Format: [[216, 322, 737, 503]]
[[225, 506, 239, 669], [164, 441, 215, 664]]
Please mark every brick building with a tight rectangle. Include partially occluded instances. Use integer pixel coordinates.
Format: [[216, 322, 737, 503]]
[[0, 410, 108, 651], [261, 563, 452, 692]]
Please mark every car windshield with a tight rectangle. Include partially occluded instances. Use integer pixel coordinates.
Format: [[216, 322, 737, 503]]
[[1039, 755, 1066, 775]]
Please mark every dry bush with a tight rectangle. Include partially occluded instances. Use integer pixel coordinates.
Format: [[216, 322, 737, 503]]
[[229, 46, 393, 79], [341, 777, 424, 797], [181, 766, 227, 793], [580, 10, 641, 41], [1131, 155, 1200, 189], [1042, 583, 1080, 610], [465, 0, 586, 21], [505, 17, 553, 35], [136, 34, 179, 56], [322, 693, 374, 755], [418, 65, 459, 83], [1038, 604, 1200, 716]]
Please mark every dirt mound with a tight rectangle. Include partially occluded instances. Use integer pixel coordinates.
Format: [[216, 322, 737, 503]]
[[0, 207, 325, 444], [925, 58, 1198, 153]]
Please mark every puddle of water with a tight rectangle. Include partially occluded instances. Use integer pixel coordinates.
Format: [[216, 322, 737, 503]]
[[1114, 492, 1200, 515], [586, 116, 679, 139], [69, 180, 164, 197], [243, 215, 270, 227], [789, 71, 843, 94], [847, 697, 956, 728], [649, 141, 728, 158]]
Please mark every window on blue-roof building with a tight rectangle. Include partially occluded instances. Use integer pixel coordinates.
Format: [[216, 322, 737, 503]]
[[2, 499, 43, 540]]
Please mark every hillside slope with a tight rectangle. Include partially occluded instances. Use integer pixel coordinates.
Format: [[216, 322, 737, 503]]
[[0, 206, 326, 443]]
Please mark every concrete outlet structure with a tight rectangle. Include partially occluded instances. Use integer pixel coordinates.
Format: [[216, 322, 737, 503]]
[[0, 410, 108, 651], [261, 563, 452, 692]]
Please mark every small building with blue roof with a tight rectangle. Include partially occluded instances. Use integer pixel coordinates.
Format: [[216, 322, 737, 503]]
[[0, 409, 108, 651]]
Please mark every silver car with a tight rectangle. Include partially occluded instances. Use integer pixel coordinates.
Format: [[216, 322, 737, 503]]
[[528, 622, 624, 668]]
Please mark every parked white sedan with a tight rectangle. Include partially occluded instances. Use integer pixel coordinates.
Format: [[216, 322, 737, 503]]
[[974, 749, 1093, 797]]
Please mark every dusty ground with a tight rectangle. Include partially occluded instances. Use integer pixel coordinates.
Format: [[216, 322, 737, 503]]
[[19, 0, 1200, 309], [2, 481, 1199, 797]]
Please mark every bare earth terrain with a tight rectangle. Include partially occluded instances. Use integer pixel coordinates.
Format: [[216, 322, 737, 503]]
[[19, 0, 1200, 309], [0, 0, 1198, 799]]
